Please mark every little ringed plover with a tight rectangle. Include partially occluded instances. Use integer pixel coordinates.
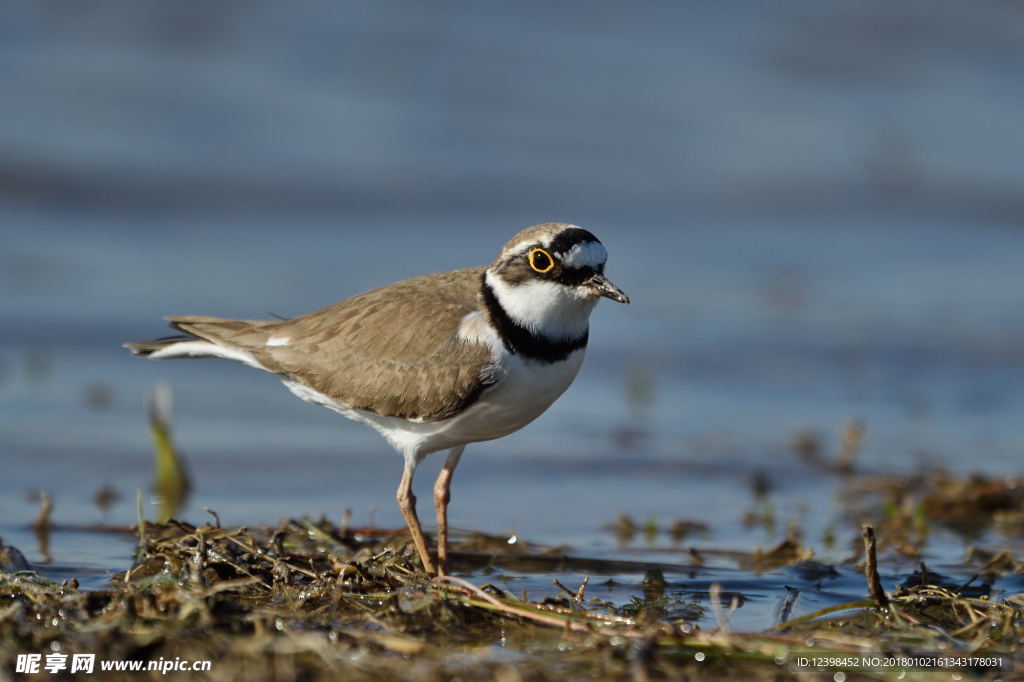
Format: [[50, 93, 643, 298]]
[[125, 222, 628, 576]]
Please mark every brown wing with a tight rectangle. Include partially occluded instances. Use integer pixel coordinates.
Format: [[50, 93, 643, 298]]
[[163, 268, 495, 420], [258, 266, 495, 421]]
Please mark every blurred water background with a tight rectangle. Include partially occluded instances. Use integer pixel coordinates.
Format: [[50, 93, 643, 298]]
[[2, 1, 1024, 629]]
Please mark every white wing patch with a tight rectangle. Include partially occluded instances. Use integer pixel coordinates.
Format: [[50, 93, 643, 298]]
[[266, 336, 290, 347], [456, 311, 501, 351]]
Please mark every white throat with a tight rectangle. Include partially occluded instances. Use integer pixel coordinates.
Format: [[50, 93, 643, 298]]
[[484, 270, 597, 341]]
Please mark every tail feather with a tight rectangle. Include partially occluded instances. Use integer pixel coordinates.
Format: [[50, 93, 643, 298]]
[[124, 335, 196, 357], [125, 316, 278, 370], [166, 315, 276, 349]]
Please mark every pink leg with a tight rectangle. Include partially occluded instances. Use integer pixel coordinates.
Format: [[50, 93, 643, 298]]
[[433, 446, 464, 577], [396, 464, 435, 575]]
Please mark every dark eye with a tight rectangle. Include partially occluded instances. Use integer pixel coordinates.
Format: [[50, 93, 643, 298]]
[[528, 248, 554, 273]]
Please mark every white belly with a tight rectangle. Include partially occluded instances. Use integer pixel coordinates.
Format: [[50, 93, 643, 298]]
[[419, 348, 586, 450], [282, 347, 586, 462]]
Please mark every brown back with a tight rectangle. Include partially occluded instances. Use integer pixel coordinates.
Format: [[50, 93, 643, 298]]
[[168, 267, 495, 422]]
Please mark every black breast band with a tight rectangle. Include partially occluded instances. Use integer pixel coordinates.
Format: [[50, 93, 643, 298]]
[[479, 274, 588, 363]]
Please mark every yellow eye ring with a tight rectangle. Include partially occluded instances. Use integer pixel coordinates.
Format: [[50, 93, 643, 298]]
[[528, 248, 555, 274]]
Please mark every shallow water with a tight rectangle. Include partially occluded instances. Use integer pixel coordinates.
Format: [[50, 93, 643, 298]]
[[2, 0, 1024, 630]]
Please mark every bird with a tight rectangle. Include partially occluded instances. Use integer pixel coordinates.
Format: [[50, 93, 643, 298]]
[[125, 222, 629, 576]]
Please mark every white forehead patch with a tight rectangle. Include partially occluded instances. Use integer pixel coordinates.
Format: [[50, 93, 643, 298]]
[[558, 241, 607, 269], [504, 240, 535, 258]]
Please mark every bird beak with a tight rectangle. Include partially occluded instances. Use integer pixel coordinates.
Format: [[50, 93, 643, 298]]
[[586, 273, 630, 304]]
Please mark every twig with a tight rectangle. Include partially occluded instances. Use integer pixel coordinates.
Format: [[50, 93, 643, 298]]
[[553, 577, 576, 601], [136, 488, 146, 552], [953, 573, 979, 596], [435, 575, 597, 633], [771, 600, 875, 632], [574, 576, 589, 603], [861, 524, 889, 608], [709, 582, 736, 633], [31, 491, 53, 531], [340, 508, 352, 536], [553, 576, 588, 603]]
